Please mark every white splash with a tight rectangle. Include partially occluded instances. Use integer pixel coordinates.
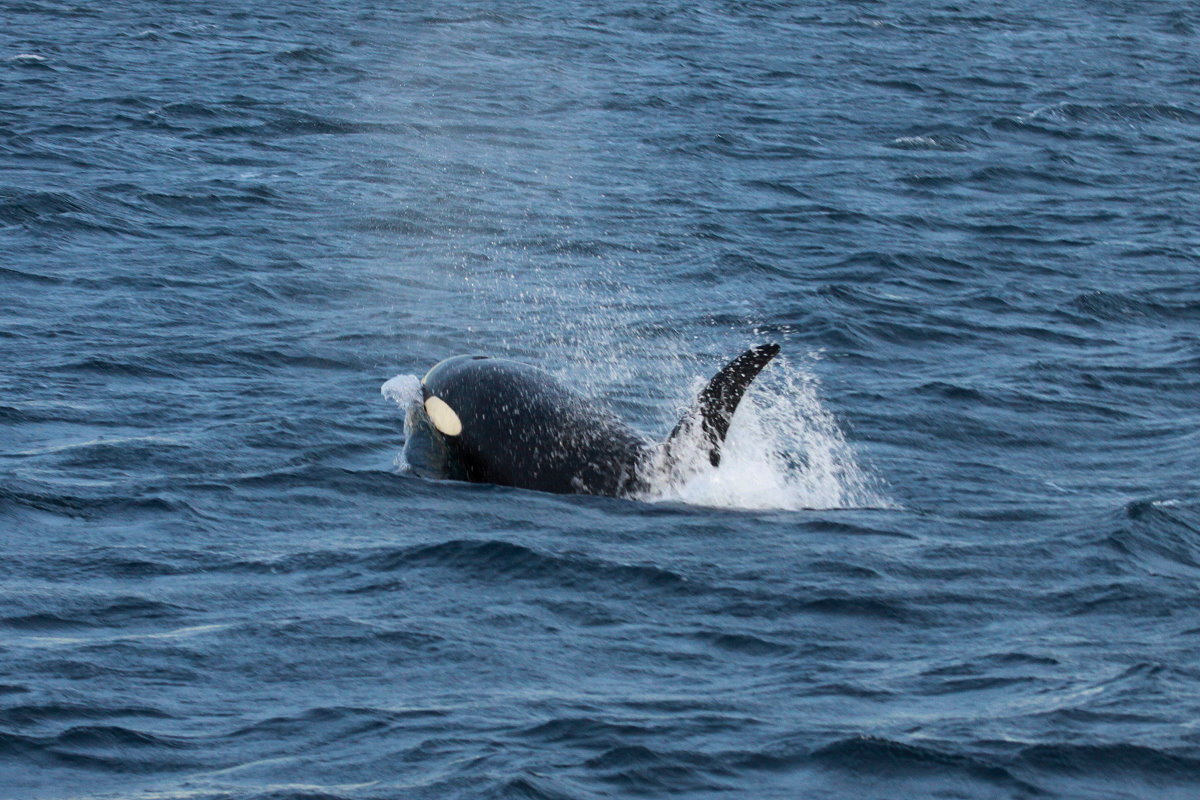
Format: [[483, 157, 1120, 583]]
[[642, 356, 892, 511], [381, 374, 422, 472], [381, 373, 422, 407]]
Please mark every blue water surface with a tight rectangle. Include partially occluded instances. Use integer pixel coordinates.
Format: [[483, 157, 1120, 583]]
[[2, 1, 1199, 798]]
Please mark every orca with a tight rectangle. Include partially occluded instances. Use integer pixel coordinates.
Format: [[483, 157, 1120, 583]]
[[400, 344, 780, 498]]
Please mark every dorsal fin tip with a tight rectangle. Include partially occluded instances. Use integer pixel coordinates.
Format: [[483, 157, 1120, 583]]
[[665, 343, 781, 468]]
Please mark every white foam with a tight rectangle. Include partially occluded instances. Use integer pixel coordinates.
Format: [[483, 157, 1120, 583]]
[[643, 357, 892, 511], [892, 135, 938, 147], [381, 373, 422, 406], [382, 374, 423, 474]]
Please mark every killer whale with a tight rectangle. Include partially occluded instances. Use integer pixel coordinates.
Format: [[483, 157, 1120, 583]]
[[401, 344, 780, 498]]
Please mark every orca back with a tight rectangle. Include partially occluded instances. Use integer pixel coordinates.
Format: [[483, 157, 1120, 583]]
[[422, 356, 648, 496]]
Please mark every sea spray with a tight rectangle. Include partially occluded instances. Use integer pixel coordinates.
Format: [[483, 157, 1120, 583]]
[[381, 374, 423, 472], [642, 354, 891, 511]]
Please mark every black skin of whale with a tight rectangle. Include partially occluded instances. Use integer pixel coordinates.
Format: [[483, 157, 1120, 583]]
[[403, 344, 780, 497]]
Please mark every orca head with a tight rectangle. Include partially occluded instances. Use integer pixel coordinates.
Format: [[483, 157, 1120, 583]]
[[417, 354, 494, 440], [397, 355, 492, 481], [412, 354, 621, 489]]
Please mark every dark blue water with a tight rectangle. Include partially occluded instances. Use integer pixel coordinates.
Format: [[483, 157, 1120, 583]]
[[3, 1, 1199, 797]]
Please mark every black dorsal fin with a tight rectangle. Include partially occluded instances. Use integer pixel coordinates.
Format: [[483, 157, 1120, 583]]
[[666, 343, 780, 467]]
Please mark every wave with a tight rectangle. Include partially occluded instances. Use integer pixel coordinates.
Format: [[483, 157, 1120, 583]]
[[1015, 741, 1200, 780], [0, 188, 89, 225], [0, 703, 174, 727], [1107, 499, 1200, 579], [1066, 290, 1200, 325], [362, 538, 691, 594], [0, 596, 187, 632], [812, 736, 1038, 792], [1026, 101, 1200, 127], [0, 484, 194, 520], [0, 724, 195, 772], [0, 264, 62, 284], [230, 705, 447, 742]]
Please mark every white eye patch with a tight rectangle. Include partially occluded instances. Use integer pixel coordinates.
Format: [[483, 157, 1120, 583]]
[[424, 395, 462, 436]]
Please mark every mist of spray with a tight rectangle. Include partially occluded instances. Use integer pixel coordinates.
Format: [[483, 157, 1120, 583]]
[[638, 353, 892, 511]]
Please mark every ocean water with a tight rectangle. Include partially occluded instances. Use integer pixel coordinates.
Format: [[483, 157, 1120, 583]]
[[2, 1, 1199, 798]]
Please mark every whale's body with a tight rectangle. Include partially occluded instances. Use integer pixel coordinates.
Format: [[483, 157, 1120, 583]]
[[402, 345, 779, 498]]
